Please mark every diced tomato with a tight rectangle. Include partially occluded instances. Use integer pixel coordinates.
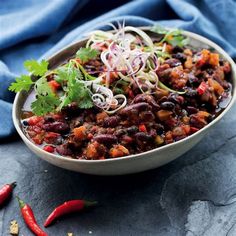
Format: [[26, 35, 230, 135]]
[[197, 82, 208, 95], [28, 116, 44, 126], [32, 134, 44, 145], [139, 124, 147, 132], [48, 80, 61, 92], [43, 145, 55, 153], [44, 132, 60, 144], [190, 127, 199, 134]]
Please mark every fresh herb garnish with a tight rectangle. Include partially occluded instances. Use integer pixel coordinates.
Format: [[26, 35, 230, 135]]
[[76, 47, 99, 63], [31, 94, 60, 116], [9, 75, 33, 92], [9, 57, 95, 116], [9, 59, 49, 93], [151, 25, 189, 47], [58, 63, 93, 110], [24, 60, 49, 76]]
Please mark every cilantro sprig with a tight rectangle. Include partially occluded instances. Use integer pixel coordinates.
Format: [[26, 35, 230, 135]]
[[76, 47, 99, 63], [151, 25, 189, 47], [9, 75, 34, 92], [9, 47, 98, 116]]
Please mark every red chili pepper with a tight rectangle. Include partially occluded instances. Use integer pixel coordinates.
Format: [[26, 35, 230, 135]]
[[17, 197, 48, 236], [0, 182, 16, 206], [44, 200, 97, 227], [197, 82, 208, 95], [139, 124, 147, 132]]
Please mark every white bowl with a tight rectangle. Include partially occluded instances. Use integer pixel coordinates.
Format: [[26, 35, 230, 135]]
[[12, 28, 236, 175]]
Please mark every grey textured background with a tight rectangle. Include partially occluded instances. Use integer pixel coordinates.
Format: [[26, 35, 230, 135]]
[[0, 104, 236, 236]]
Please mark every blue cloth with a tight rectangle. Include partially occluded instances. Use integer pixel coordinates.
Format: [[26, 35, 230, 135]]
[[1, 0, 236, 140]]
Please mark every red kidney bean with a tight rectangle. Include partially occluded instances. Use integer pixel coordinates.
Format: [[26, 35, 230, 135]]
[[134, 94, 159, 110], [103, 116, 120, 127], [93, 134, 118, 144], [43, 122, 69, 133], [186, 106, 198, 114], [140, 111, 155, 122], [119, 102, 151, 115], [56, 144, 72, 156]]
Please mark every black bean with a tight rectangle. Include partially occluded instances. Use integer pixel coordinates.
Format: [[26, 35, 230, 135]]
[[127, 126, 138, 134], [172, 53, 187, 62], [165, 58, 182, 67], [172, 46, 184, 53], [135, 132, 152, 142], [22, 120, 29, 126], [168, 94, 184, 104], [188, 74, 199, 84], [93, 134, 118, 144], [44, 116, 54, 122], [185, 88, 198, 97], [160, 101, 175, 110]]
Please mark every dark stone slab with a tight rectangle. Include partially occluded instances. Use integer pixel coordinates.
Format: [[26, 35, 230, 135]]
[[0, 104, 236, 235]]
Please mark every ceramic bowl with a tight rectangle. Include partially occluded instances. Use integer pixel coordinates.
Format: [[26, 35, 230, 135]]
[[12, 28, 236, 175]]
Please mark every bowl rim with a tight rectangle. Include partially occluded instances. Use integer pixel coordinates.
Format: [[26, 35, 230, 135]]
[[12, 27, 236, 164]]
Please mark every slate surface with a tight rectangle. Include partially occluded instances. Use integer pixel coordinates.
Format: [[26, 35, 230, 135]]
[[0, 103, 236, 236]]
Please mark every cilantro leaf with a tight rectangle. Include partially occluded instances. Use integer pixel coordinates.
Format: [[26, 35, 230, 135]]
[[31, 94, 60, 116], [76, 47, 99, 63], [24, 59, 49, 76], [8, 75, 33, 92], [151, 25, 168, 35], [54, 67, 68, 84], [57, 63, 93, 110], [35, 77, 53, 96], [151, 25, 188, 47]]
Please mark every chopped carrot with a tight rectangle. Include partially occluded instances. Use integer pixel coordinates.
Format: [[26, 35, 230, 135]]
[[183, 48, 193, 56], [209, 53, 219, 67], [184, 56, 193, 69], [86, 142, 98, 159], [208, 78, 224, 95], [73, 126, 87, 140], [109, 145, 129, 158]]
